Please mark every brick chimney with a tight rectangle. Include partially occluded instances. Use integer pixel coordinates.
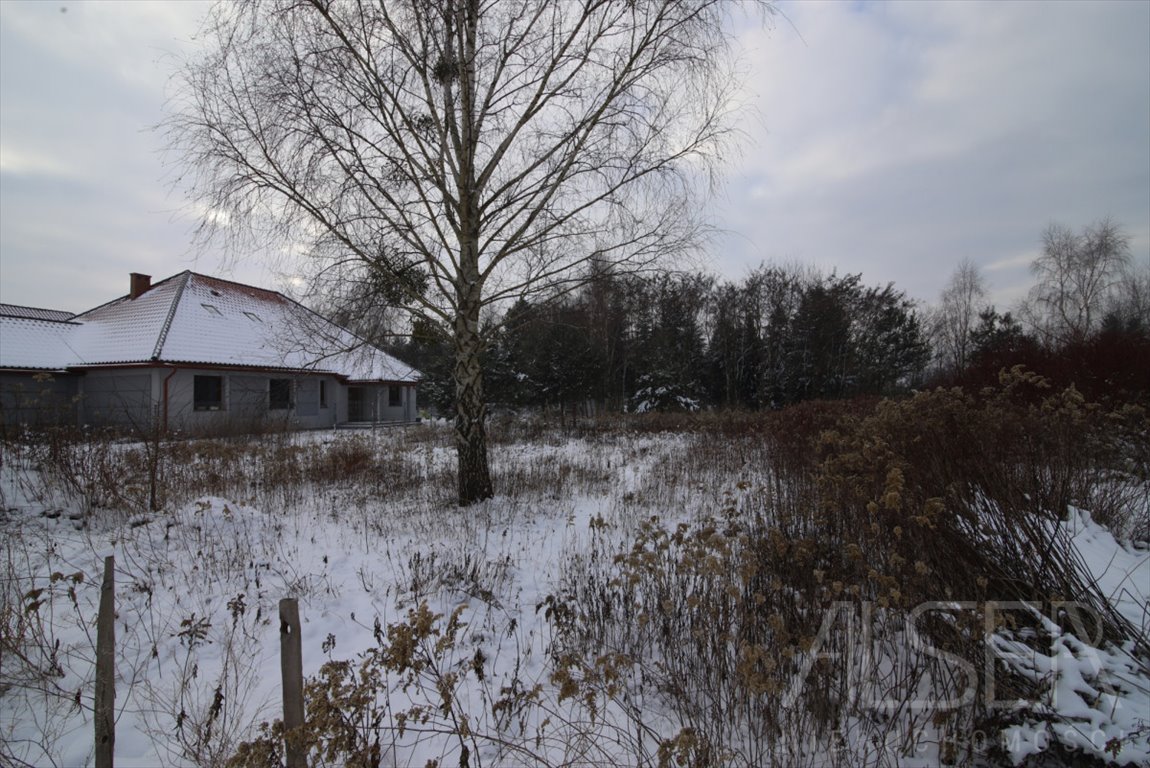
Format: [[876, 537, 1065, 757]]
[[130, 273, 152, 299]]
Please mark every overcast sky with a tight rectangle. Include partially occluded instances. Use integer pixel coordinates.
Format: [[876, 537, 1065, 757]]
[[1, 0, 1147, 314]]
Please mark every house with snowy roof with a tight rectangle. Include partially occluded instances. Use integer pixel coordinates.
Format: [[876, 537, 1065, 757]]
[[0, 272, 420, 434]]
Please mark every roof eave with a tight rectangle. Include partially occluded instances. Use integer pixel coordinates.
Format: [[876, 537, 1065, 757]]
[[0, 366, 73, 374]]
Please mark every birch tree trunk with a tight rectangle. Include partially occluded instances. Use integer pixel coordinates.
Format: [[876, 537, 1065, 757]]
[[453, 265, 493, 503]]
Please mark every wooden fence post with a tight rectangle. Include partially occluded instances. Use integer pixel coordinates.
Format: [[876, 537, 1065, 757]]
[[279, 598, 305, 768], [95, 555, 115, 768]]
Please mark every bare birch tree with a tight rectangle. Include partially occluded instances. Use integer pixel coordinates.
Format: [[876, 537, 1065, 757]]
[[168, 0, 764, 504], [1023, 218, 1132, 347], [930, 258, 986, 374]]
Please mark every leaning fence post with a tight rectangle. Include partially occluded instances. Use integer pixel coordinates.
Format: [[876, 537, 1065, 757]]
[[279, 598, 305, 768], [95, 555, 115, 768]]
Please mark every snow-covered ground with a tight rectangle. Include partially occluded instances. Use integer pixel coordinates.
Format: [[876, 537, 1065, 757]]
[[1, 424, 1147, 767], [1, 427, 684, 767], [992, 509, 1150, 765]]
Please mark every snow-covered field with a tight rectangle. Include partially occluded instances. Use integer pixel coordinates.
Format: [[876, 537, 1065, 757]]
[[2, 422, 1147, 767]]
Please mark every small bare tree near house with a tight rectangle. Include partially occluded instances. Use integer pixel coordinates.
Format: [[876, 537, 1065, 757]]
[[168, 0, 768, 504]]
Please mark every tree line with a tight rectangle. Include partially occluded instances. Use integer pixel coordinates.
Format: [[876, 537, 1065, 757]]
[[392, 218, 1148, 417], [395, 264, 929, 416]]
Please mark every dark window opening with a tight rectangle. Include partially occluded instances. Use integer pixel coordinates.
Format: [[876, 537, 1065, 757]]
[[348, 387, 366, 421], [388, 385, 401, 407], [194, 375, 224, 411], [270, 379, 292, 410], [319, 380, 328, 408]]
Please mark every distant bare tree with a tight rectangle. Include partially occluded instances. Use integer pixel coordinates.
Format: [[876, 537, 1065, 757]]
[[930, 259, 987, 373], [1023, 218, 1131, 346], [169, 0, 769, 503]]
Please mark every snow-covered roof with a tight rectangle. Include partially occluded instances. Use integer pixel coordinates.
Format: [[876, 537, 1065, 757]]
[[0, 304, 75, 322], [0, 272, 419, 382], [0, 315, 82, 371]]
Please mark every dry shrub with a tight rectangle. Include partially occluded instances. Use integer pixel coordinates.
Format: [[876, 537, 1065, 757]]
[[815, 368, 1147, 612], [549, 368, 1149, 766], [302, 436, 379, 489], [228, 601, 643, 768], [165, 438, 253, 498], [6, 426, 449, 520]]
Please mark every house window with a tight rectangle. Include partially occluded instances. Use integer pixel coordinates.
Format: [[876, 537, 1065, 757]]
[[201, 303, 222, 316], [389, 385, 401, 407], [194, 375, 224, 411], [269, 379, 292, 410], [319, 380, 328, 408]]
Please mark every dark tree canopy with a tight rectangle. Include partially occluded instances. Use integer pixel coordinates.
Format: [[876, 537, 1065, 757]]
[[475, 265, 930, 417]]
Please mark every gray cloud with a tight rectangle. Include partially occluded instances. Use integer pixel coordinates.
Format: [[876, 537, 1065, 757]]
[[1, 0, 1147, 316], [0, 0, 267, 312], [717, 0, 1150, 306]]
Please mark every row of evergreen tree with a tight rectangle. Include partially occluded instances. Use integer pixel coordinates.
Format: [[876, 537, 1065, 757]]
[[395, 265, 934, 415], [389, 258, 1147, 416]]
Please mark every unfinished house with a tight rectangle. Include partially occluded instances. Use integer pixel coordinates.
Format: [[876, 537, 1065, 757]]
[[0, 272, 420, 434]]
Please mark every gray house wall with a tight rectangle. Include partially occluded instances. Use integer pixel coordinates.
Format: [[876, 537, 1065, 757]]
[[1, 367, 414, 434], [343, 384, 417, 423], [79, 371, 154, 429], [0, 372, 79, 432], [290, 375, 338, 430], [395, 384, 417, 421], [164, 369, 341, 433]]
